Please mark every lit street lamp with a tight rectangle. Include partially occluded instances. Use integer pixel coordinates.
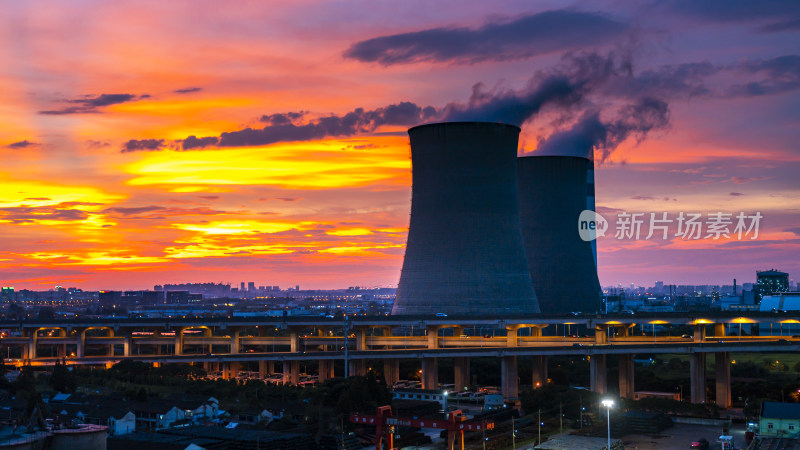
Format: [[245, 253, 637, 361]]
[[601, 399, 614, 450]]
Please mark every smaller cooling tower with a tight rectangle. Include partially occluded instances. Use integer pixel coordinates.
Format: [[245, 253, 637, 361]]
[[393, 122, 540, 316], [517, 155, 602, 314]]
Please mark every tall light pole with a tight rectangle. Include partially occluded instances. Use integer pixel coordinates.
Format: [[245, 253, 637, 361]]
[[601, 399, 614, 450]]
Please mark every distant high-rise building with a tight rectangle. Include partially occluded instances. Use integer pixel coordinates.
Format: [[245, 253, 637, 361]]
[[756, 270, 790, 300], [98, 291, 122, 307], [240, 282, 245, 292], [247, 282, 255, 292]]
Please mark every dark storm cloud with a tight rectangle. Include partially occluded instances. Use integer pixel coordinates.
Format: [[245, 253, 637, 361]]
[[182, 135, 219, 149], [668, 0, 800, 25], [212, 102, 433, 147], [730, 192, 745, 196], [727, 55, 800, 96], [102, 205, 231, 218], [534, 97, 670, 161], [173, 87, 202, 94], [121, 139, 165, 153], [0, 206, 89, 223], [344, 10, 628, 65], [758, 18, 800, 32], [128, 51, 798, 155], [6, 140, 39, 149], [39, 93, 148, 115]]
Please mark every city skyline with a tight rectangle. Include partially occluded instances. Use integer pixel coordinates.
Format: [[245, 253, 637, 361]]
[[2, 1, 799, 291]]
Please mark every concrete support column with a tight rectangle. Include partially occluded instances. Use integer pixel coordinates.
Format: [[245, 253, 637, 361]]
[[230, 329, 240, 354], [506, 326, 520, 348], [693, 324, 706, 343], [122, 332, 132, 357], [501, 356, 519, 401], [289, 329, 299, 353], [594, 326, 608, 345], [174, 328, 184, 356], [421, 358, 438, 389], [29, 330, 38, 360], [426, 326, 440, 349], [77, 329, 85, 359], [713, 323, 726, 337], [452, 326, 463, 338], [282, 361, 300, 384], [715, 352, 731, 409], [618, 354, 635, 399], [353, 328, 366, 351], [268, 360, 275, 375], [348, 359, 366, 377], [454, 357, 470, 391], [259, 360, 268, 378], [319, 360, 334, 383], [590, 355, 607, 394], [531, 355, 548, 388], [383, 359, 400, 387], [530, 326, 544, 337], [690, 353, 707, 404], [230, 362, 241, 379]]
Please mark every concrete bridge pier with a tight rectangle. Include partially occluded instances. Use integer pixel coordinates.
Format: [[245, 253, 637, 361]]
[[348, 359, 366, 377], [454, 357, 470, 391], [715, 352, 731, 408], [383, 359, 399, 387], [506, 325, 520, 347], [590, 355, 607, 394], [501, 356, 518, 402], [283, 360, 300, 384], [319, 359, 335, 383], [531, 355, 547, 388], [421, 357, 438, 389], [594, 326, 608, 345], [690, 353, 706, 403], [618, 354, 634, 399]]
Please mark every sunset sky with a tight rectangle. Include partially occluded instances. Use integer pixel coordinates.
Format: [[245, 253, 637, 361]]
[[1, 0, 798, 291]]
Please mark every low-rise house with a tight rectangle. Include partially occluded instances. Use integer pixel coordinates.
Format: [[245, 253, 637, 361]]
[[759, 401, 800, 438]]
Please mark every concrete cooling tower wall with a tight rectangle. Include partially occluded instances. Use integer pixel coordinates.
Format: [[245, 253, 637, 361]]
[[517, 155, 602, 314], [393, 122, 540, 316]]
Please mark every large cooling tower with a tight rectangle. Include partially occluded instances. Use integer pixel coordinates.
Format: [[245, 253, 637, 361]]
[[393, 122, 540, 316], [517, 155, 602, 314]]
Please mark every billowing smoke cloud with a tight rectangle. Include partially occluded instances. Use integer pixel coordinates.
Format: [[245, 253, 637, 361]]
[[344, 10, 628, 65], [533, 97, 670, 161], [122, 139, 165, 152], [437, 51, 627, 124]]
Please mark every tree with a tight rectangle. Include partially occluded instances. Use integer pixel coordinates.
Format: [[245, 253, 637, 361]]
[[37, 307, 55, 320], [50, 360, 76, 392]]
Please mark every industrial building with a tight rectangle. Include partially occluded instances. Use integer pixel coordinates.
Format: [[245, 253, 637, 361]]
[[393, 122, 540, 315], [517, 155, 602, 314]]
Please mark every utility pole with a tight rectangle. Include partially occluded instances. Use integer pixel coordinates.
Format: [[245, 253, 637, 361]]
[[343, 315, 350, 378], [512, 416, 516, 449], [538, 409, 541, 445]]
